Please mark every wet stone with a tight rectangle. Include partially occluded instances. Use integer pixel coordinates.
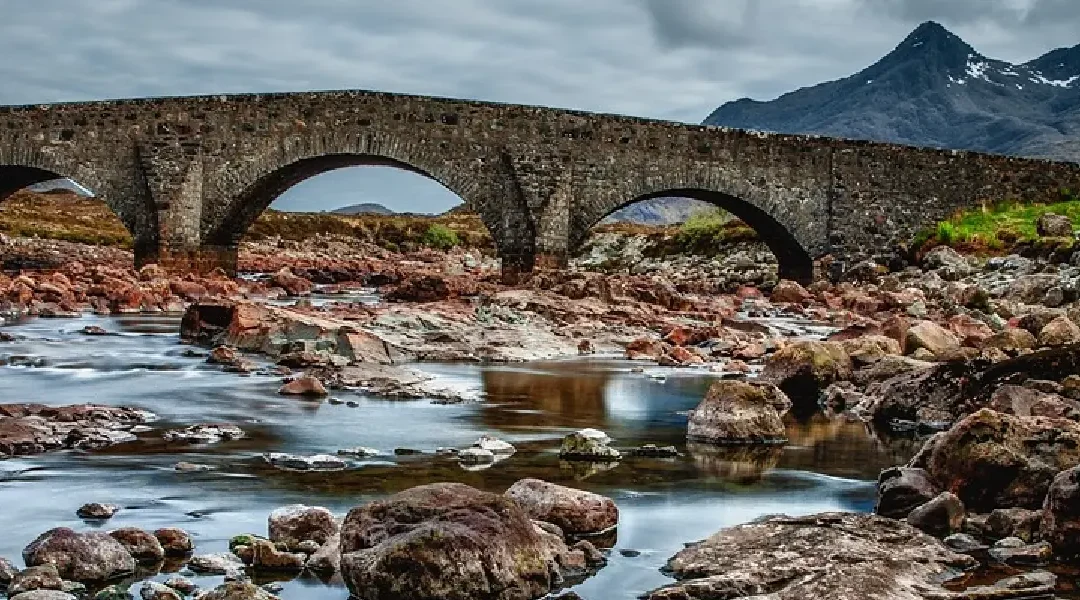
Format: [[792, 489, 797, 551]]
[[140, 582, 182, 600], [267, 505, 338, 550], [76, 503, 120, 520], [988, 541, 1053, 567], [944, 533, 987, 553], [186, 553, 244, 575], [93, 584, 133, 600], [0, 556, 18, 585], [109, 528, 165, 563], [263, 453, 348, 472], [8, 565, 63, 595], [559, 428, 621, 462], [154, 528, 194, 556], [162, 424, 244, 444], [163, 576, 196, 595], [12, 591, 78, 600]]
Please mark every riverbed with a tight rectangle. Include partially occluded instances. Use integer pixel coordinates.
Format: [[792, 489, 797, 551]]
[[0, 312, 913, 599]]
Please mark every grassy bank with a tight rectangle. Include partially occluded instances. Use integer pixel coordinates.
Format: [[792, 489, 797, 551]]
[[0, 191, 494, 252], [246, 209, 492, 251], [913, 190, 1080, 254], [0, 190, 133, 248]]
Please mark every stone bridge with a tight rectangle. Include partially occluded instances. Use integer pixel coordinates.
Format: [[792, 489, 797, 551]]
[[2, 88, 1080, 282]]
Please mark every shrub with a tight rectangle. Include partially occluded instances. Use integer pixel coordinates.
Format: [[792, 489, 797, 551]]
[[421, 223, 460, 250]]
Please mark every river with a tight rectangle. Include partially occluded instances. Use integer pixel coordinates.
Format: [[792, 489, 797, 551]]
[[0, 312, 914, 599]]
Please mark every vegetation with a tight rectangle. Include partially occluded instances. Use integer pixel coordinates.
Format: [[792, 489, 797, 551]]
[[420, 223, 460, 250], [912, 189, 1080, 254], [0, 190, 495, 253], [0, 190, 133, 248], [247, 209, 490, 251], [669, 209, 758, 255]]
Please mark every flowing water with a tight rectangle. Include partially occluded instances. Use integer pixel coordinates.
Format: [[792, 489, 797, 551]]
[[0, 312, 915, 599]]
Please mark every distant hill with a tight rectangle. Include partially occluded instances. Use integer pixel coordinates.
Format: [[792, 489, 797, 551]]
[[704, 21, 1080, 162], [330, 203, 394, 216], [602, 197, 714, 225]]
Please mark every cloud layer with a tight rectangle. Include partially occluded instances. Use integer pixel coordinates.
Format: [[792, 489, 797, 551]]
[[4, 0, 1077, 212]]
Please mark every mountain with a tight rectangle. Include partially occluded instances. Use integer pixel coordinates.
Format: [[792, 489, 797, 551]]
[[704, 21, 1080, 162], [330, 203, 394, 216], [602, 197, 714, 225]]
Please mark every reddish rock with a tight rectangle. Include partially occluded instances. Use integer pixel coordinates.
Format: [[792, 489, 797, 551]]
[[169, 280, 208, 301], [271, 268, 313, 297], [625, 337, 664, 361], [770, 280, 811, 304], [663, 327, 692, 347], [278, 375, 328, 397], [947, 315, 993, 347]]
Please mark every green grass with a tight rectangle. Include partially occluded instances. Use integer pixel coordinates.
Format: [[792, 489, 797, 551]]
[[670, 208, 758, 254], [420, 223, 460, 250], [914, 189, 1080, 254]]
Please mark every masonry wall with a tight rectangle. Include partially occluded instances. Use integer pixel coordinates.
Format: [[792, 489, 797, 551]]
[[0, 89, 1078, 280]]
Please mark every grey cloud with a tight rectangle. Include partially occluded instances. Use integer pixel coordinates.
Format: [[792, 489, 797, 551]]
[[0, 0, 1074, 213], [640, 0, 758, 50], [859, 0, 1022, 25]]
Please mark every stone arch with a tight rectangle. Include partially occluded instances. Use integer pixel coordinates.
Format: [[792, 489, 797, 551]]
[[572, 173, 825, 284], [203, 133, 493, 248], [0, 146, 156, 253]]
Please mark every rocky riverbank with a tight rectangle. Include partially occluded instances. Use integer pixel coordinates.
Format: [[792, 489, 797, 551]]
[[7, 208, 1080, 597], [0, 479, 615, 600]]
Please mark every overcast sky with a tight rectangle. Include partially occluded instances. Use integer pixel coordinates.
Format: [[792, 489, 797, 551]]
[[6, 0, 1079, 213]]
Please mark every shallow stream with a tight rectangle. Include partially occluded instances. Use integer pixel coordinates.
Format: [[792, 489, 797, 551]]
[[0, 312, 914, 599]]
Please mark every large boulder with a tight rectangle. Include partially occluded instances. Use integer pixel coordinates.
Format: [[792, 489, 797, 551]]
[[837, 336, 901, 367], [108, 528, 165, 563], [1038, 316, 1080, 347], [906, 492, 965, 537], [1041, 466, 1080, 556], [924, 409, 1080, 511], [904, 320, 961, 360], [861, 345, 1080, 429], [983, 327, 1038, 352], [770, 280, 812, 304], [504, 479, 618, 535], [988, 385, 1080, 420], [1005, 274, 1058, 305], [686, 380, 789, 445], [875, 467, 939, 519], [271, 268, 313, 297], [1036, 213, 1073, 237], [199, 582, 278, 600], [267, 505, 339, 550], [22, 528, 136, 582], [760, 341, 852, 408], [645, 513, 975, 600], [923, 246, 973, 279], [339, 483, 588, 600], [153, 528, 193, 556]]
